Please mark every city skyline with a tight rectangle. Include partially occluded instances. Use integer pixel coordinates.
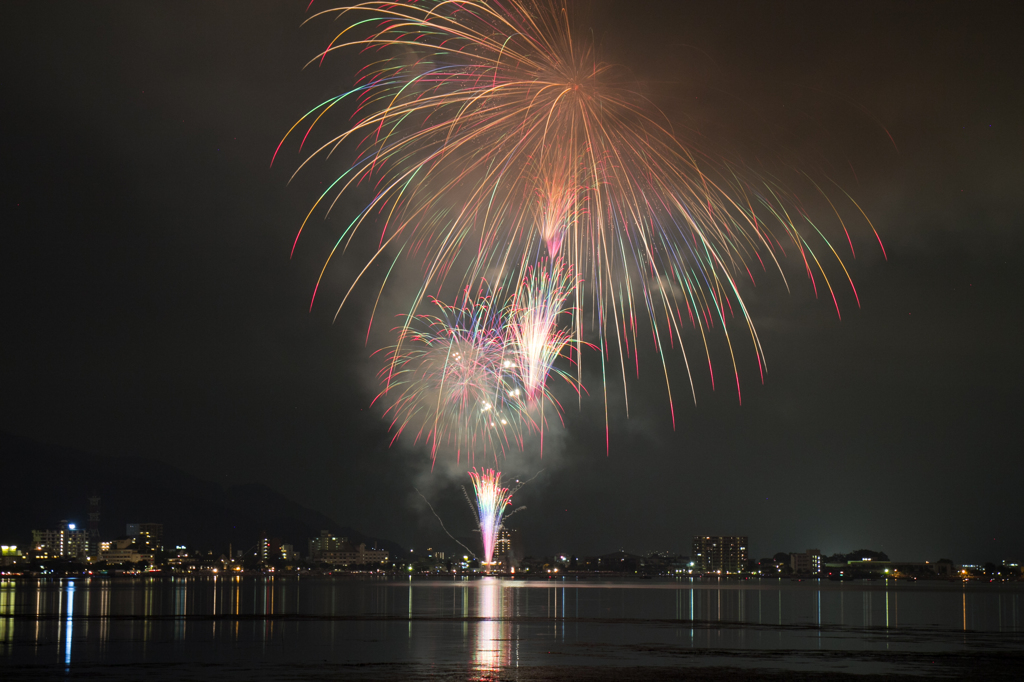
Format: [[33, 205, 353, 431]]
[[13, 503, 1013, 579], [2, 470, 1015, 570]]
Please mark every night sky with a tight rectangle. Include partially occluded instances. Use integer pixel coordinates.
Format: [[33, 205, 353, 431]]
[[2, 1, 1021, 563]]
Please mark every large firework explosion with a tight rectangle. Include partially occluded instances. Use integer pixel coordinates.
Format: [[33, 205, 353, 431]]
[[279, 0, 881, 466]]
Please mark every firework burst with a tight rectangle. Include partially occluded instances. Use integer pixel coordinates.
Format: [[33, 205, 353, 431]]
[[374, 287, 527, 463], [375, 277, 583, 462], [282, 0, 882, 456]]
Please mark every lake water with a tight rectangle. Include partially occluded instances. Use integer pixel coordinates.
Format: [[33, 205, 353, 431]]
[[1, 576, 1022, 680]]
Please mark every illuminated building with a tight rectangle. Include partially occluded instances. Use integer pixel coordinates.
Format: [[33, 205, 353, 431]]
[[259, 533, 283, 562], [309, 532, 387, 566], [495, 529, 511, 558], [692, 536, 748, 574], [790, 549, 823, 574], [494, 528, 523, 571], [96, 537, 152, 564], [32, 521, 90, 559], [126, 523, 163, 552], [425, 548, 446, 570], [0, 545, 23, 567], [315, 543, 388, 566], [308, 530, 347, 561], [100, 546, 151, 564]]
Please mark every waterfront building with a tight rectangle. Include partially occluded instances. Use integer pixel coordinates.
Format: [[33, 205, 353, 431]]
[[32, 521, 90, 559], [692, 536, 748, 574], [790, 549, 823, 574], [100, 547, 152, 565], [259, 533, 283, 562], [309, 531, 387, 566], [309, 530, 347, 560], [316, 543, 388, 566], [0, 545, 23, 567]]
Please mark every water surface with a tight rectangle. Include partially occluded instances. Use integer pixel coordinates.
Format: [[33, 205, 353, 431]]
[[1, 576, 1021, 679]]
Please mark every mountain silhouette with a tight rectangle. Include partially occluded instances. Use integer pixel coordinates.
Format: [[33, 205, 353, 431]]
[[0, 431, 401, 557]]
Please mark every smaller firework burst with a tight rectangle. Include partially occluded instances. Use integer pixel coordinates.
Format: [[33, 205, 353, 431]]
[[374, 288, 527, 462], [468, 468, 514, 569]]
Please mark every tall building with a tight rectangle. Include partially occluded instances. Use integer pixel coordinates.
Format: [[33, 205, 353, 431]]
[[259, 533, 282, 563], [32, 521, 90, 559], [692, 536, 748, 574], [259, 533, 270, 561], [495, 528, 511, 558], [126, 523, 163, 552], [309, 530, 347, 561], [494, 528, 523, 570]]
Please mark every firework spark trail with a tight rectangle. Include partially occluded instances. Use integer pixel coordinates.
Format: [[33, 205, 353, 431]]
[[281, 1, 882, 458], [535, 159, 584, 259], [468, 468, 514, 568], [415, 487, 478, 560]]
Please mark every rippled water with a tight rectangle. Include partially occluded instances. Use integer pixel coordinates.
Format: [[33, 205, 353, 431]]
[[1, 576, 1022, 679]]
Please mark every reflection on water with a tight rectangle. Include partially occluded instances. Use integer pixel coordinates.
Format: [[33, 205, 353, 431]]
[[62, 580, 74, 668], [0, 580, 12, 655], [0, 576, 1021, 677], [474, 577, 512, 674]]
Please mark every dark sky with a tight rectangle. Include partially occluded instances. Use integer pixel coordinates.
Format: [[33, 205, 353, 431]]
[[2, 1, 1021, 563]]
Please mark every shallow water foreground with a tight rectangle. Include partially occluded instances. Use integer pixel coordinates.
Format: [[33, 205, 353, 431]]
[[1, 576, 1022, 680]]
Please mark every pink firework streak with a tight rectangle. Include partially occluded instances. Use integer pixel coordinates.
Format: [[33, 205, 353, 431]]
[[508, 259, 577, 403], [535, 161, 583, 259], [468, 468, 514, 568]]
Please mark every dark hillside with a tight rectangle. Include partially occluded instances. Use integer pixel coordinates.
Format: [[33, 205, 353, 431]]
[[0, 432, 401, 557]]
